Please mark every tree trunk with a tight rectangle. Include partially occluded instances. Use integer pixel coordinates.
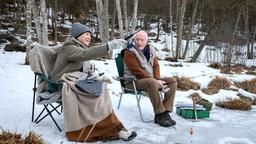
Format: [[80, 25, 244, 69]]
[[190, 42, 206, 62], [116, 0, 124, 39], [123, 0, 128, 37], [53, 0, 58, 45], [131, 0, 138, 33], [103, 0, 109, 42], [96, 0, 105, 42], [175, 0, 186, 60], [169, 0, 174, 57], [155, 5, 161, 41], [32, 0, 42, 44], [182, 0, 199, 59], [96, 0, 109, 43], [25, 0, 33, 65], [250, 26, 256, 59], [40, 0, 48, 45], [233, 9, 242, 61], [110, 0, 116, 40], [242, 3, 250, 59]]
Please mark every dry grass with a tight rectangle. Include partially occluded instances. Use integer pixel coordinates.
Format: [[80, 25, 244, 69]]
[[174, 76, 200, 91], [216, 99, 251, 110], [161, 48, 170, 52], [238, 93, 256, 105], [0, 130, 45, 144], [245, 70, 256, 75], [235, 78, 256, 94], [164, 57, 178, 62], [208, 63, 222, 69], [219, 66, 244, 74], [165, 63, 183, 67], [202, 77, 232, 95]]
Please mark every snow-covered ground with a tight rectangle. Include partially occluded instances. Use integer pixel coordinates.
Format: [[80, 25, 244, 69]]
[[0, 49, 256, 144]]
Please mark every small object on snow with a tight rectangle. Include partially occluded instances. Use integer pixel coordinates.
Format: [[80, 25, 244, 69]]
[[189, 127, 193, 136]]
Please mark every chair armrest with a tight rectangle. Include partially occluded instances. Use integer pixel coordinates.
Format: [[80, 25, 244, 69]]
[[118, 76, 136, 82]]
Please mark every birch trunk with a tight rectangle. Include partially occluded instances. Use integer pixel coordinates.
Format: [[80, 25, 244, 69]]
[[116, 0, 124, 39], [96, 0, 109, 43], [242, 3, 250, 59], [40, 0, 48, 45], [110, 1, 116, 40], [182, 0, 198, 59], [53, 0, 58, 45], [103, 0, 109, 43], [123, 0, 128, 37], [175, 0, 186, 60], [25, 0, 33, 65], [131, 0, 138, 33], [169, 0, 174, 57], [32, 0, 42, 44], [96, 0, 105, 42]]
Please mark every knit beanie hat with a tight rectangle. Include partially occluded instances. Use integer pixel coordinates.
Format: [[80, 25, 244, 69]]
[[70, 22, 92, 38]]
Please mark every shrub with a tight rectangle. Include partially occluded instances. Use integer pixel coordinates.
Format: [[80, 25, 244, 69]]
[[202, 77, 232, 95], [216, 99, 251, 110], [0, 130, 45, 144], [174, 76, 200, 91]]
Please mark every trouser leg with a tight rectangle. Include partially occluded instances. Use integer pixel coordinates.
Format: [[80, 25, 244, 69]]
[[157, 77, 177, 112], [126, 78, 165, 114]]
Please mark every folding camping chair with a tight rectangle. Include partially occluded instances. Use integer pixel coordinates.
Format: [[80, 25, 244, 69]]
[[114, 50, 163, 122], [31, 72, 63, 132], [29, 43, 63, 132]]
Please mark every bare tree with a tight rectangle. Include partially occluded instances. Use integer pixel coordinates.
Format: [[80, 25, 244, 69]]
[[116, 0, 124, 38], [242, 3, 250, 59], [182, 0, 199, 59], [52, 0, 58, 45], [110, 0, 116, 40], [123, 0, 129, 37], [32, 0, 42, 44], [131, 0, 138, 33], [175, 0, 187, 60], [25, 0, 33, 65], [168, 0, 174, 57], [41, 0, 48, 45], [96, 0, 109, 43]]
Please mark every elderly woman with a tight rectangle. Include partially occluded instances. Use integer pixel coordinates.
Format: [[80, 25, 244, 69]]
[[50, 22, 136, 142]]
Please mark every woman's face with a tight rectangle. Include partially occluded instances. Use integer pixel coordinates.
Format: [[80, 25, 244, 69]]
[[77, 32, 91, 46]]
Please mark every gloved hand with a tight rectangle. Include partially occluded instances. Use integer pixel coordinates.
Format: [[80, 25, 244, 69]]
[[107, 39, 127, 51]]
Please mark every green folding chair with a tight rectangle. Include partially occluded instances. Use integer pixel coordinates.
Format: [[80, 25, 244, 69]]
[[114, 50, 162, 122]]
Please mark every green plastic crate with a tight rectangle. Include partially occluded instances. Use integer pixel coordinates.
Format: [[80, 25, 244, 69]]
[[176, 104, 210, 119]]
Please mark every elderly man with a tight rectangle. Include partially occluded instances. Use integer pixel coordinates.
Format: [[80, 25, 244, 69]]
[[123, 30, 177, 127]]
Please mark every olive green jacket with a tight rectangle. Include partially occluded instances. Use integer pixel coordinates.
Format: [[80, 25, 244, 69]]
[[50, 37, 108, 81]]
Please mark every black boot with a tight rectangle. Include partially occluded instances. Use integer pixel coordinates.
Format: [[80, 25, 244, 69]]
[[164, 111, 176, 125], [154, 112, 172, 127]]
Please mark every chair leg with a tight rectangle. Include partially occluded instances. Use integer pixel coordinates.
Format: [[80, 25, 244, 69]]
[[35, 104, 62, 132], [135, 94, 152, 123], [32, 74, 37, 122], [132, 81, 152, 122], [117, 92, 124, 109], [50, 103, 61, 115], [34, 106, 47, 123], [45, 106, 62, 132], [159, 91, 163, 100], [35, 104, 61, 123]]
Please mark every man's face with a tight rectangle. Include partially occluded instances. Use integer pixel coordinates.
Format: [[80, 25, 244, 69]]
[[134, 32, 148, 50], [77, 32, 91, 47]]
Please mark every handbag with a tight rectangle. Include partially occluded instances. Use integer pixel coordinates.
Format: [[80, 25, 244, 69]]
[[75, 79, 103, 97]]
